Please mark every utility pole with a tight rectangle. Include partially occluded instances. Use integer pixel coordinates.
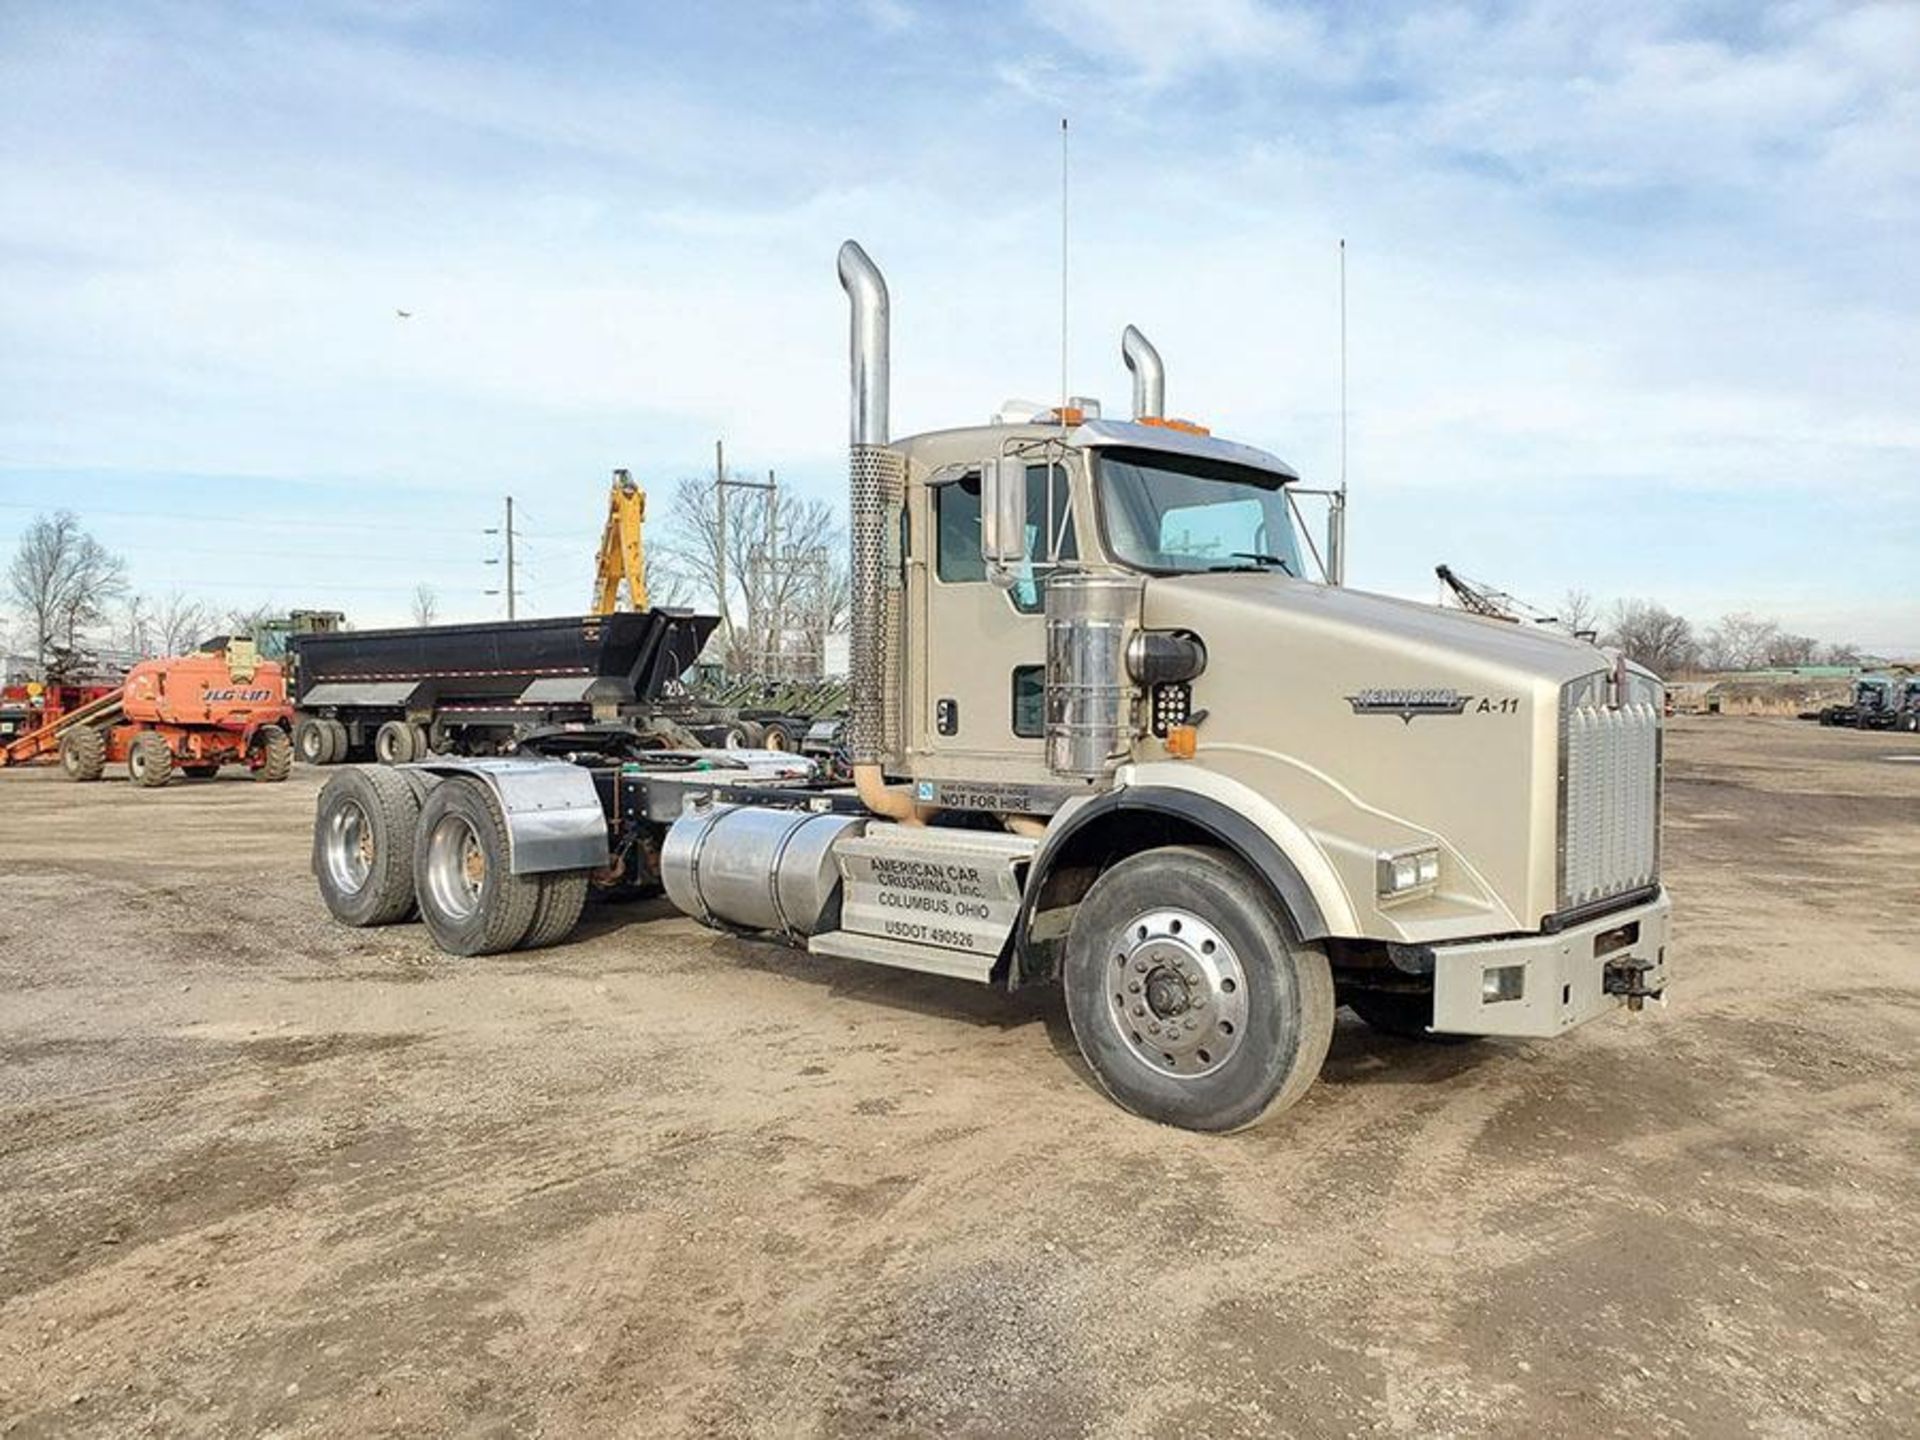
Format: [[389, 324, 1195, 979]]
[[712, 440, 776, 670], [484, 495, 518, 619]]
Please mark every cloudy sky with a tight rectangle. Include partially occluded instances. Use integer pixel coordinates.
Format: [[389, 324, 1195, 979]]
[[2, 1, 1915, 649]]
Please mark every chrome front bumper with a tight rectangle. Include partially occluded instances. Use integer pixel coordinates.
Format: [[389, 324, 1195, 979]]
[[1430, 889, 1671, 1038]]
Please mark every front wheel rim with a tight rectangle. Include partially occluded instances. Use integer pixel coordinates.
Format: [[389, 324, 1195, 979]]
[[1104, 908, 1250, 1079], [424, 813, 485, 921]]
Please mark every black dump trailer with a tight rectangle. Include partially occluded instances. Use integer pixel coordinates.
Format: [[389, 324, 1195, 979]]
[[288, 610, 717, 765]]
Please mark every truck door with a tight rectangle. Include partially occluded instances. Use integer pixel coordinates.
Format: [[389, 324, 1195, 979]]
[[920, 462, 1075, 780]]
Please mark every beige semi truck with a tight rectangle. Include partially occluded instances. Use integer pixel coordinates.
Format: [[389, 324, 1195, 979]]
[[311, 240, 1670, 1132]]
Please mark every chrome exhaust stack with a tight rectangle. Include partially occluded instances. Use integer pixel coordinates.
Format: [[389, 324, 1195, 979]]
[[1121, 324, 1164, 420], [837, 241, 921, 819], [838, 241, 890, 448]]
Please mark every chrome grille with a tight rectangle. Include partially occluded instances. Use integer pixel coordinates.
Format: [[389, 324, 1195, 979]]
[[1559, 688, 1662, 911]]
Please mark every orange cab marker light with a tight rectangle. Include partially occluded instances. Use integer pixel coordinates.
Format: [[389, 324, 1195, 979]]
[[1139, 416, 1211, 436], [1165, 724, 1198, 759]]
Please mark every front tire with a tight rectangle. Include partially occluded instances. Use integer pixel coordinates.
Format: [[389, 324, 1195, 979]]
[[128, 732, 173, 788], [412, 778, 540, 956], [1063, 846, 1335, 1132], [255, 726, 293, 782]]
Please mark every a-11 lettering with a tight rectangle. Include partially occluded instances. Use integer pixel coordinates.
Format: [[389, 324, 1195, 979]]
[[1476, 697, 1520, 715]]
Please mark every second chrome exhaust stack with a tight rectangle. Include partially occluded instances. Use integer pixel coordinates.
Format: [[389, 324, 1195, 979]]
[[1121, 324, 1164, 420]]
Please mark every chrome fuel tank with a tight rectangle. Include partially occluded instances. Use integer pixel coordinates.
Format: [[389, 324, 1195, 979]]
[[660, 804, 867, 940]]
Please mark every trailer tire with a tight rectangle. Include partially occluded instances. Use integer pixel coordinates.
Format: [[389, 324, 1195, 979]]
[[412, 778, 540, 956], [1063, 845, 1335, 1133], [254, 725, 293, 782], [128, 732, 174, 789], [59, 726, 107, 782], [760, 719, 796, 752], [521, 871, 590, 950], [322, 719, 350, 763], [409, 723, 431, 759], [375, 720, 416, 765], [314, 767, 422, 926], [295, 718, 333, 766], [1345, 990, 1477, 1044]]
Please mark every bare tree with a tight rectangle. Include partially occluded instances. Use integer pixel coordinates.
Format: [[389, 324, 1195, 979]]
[[225, 604, 278, 639], [118, 593, 154, 657], [411, 584, 440, 627], [5, 510, 128, 666], [1764, 632, 1819, 668], [1559, 588, 1600, 639], [1820, 641, 1862, 666], [653, 473, 848, 675], [1604, 599, 1697, 677], [154, 592, 215, 656], [1701, 612, 1779, 672]]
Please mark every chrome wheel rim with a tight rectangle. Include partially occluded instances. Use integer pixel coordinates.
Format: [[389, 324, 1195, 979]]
[[423, 813, 485, 921], [324, 798, 374, 895], [1105, 908, 1249, 1079]]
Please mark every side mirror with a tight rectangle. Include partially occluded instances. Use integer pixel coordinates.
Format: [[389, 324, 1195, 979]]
[[980, 456, 1027, 586]]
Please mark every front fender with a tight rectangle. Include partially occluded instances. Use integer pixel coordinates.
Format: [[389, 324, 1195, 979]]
[[1015, 771, 1358, 958]]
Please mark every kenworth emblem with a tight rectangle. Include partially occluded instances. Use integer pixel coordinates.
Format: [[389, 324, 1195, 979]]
[[1347, 688, 1471, 723]]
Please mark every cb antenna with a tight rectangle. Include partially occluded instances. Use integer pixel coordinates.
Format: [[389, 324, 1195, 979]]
[[1060, 116, 1070, 414], [1339, 237, 1348, 491]]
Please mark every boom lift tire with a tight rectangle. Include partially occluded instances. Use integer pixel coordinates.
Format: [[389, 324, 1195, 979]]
[[59, 727, 107, 782], [314, 767, 422, 927], [128, 732, 174, 789], [255, 726, 293, 782], [1345, 990, 1476, 1044], [1063, 845, 1335, 1133], [375, 721, 416, 765], [521, 871, 590, 950], [411, 777, 540, 956], [295, 718, 333, 766]]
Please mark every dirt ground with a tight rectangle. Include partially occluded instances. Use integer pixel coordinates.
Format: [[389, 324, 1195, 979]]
[[0, 717, 1915, 1438]]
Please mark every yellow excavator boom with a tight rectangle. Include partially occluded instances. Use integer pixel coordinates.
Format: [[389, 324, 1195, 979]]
[[592, 469, 648, 613]]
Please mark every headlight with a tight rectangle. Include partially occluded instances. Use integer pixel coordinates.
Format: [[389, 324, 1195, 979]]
[[1376, 846, 1440, 900]]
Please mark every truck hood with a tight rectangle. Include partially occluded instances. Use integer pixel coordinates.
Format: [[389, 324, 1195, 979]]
[[1144, 573, 1607, 687], [1137, 574, 1610, 936]]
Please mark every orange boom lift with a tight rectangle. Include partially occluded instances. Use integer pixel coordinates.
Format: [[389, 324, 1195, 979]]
[[3, 637, 294, 788]]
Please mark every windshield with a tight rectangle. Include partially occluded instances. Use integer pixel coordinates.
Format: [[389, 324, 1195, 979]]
[[1095, 447, 1305, 577]]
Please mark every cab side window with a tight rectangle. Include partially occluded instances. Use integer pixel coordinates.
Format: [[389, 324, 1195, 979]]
[[933, 465, 1075, 614], [935, 473, 986, 584]]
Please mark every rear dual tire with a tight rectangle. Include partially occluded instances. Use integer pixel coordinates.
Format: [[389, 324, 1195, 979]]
[[375, 720, 432, 765]]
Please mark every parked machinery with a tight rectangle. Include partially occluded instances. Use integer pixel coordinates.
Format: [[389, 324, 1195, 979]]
[[287, 610, 717, 765], [44, 637, 293, 787], [310, 239, 1671, 1134], [1817, 675, 1920, 730]]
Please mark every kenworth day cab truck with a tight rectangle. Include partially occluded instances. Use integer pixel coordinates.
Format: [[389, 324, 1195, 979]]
[[310, 241, 1671, 1133]]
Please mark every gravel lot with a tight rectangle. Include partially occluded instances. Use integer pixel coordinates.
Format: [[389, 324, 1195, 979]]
[[1, 717, 1916, 1438]]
